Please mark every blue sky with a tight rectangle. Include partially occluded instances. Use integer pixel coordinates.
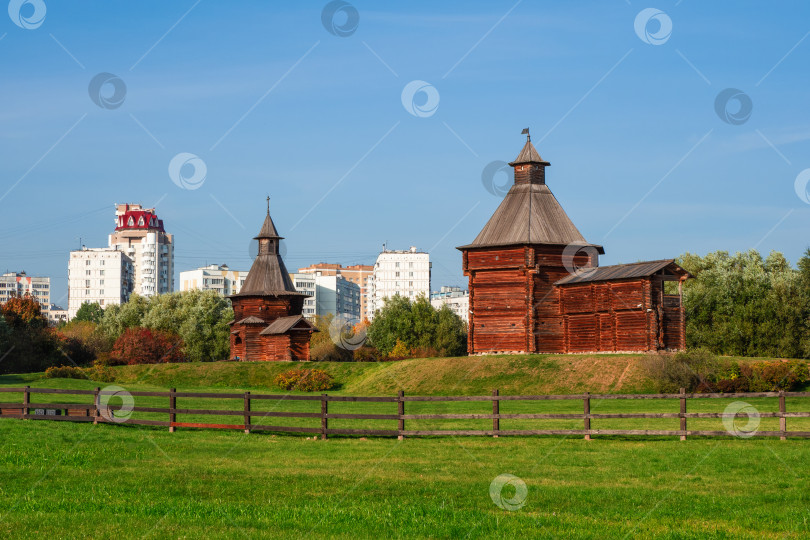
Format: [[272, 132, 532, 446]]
[[1, 0, 809, 305]]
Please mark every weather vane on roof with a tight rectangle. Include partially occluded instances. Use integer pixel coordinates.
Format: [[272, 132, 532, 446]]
[[266, 195, 270, 214], [521, 127, 530, 142]]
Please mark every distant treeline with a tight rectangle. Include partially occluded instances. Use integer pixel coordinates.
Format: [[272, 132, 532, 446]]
[[679, 248, 810, 359]]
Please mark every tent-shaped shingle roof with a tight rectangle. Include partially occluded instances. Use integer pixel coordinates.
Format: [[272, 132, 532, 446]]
[[229, 208, 304, 298], [457, 183, 604, 251]]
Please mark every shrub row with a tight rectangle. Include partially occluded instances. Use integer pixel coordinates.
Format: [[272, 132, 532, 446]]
[[644, 349, 810, 393], [274, 369, 335, 392]]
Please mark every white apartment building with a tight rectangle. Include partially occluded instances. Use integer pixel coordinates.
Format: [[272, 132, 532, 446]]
[[430, 286, 470, 324], [108, 203, 174, 297], [290, 273, 361, 320], [292, 273, 317, 318], [368, 246, 430, 320], [0, 272, 50, 312], [67, 247, 134, 319], [46, 304, 69, 326], [179, 264, 248, 296]]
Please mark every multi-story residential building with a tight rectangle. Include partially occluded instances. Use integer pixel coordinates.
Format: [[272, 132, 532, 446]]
[[108, 203, 174, 297], [368, 246, 430, 320], [290, 272, 361, 320], [0, 272, 50, 311], [430, 286, 470, 324], [67, 247, 134, 319], [291, 273, 317, 318], [46, 304, 68, 326], [179, 264, 248, 296], [297, 263, 373, 320]]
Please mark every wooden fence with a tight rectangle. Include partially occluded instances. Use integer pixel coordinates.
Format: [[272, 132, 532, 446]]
[[1, 386, 810, 439]]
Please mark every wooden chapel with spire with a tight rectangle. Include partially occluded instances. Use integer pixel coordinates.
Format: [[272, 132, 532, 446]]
[[228, 199, 316, 361], [458, 130, 690, 355]]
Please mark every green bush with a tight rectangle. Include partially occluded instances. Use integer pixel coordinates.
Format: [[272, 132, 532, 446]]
[[43, 364, 115, 383], [44, 365, 88, 380], [352, 346, 380, 362], [274, 369, 336, 392], [644, 350, 810, 392], [643, 349, 716, 392]]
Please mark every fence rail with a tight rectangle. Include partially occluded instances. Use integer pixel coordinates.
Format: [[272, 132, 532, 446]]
[[1, 386, 809, 439]]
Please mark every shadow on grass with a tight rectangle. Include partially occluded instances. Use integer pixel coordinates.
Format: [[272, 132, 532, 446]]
[[0, 374, 40, 385]]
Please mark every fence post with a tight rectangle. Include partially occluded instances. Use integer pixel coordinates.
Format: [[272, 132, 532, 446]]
[[244, 391, 251, 434], [93, 387, 100, 424], [22, 386, 30, 419], [321, 394, 328, 440], [583, 392, 591, 441], [397, 390, 405, 441], [169, 388, 176, 432], [680, 387, 687, 441], [492, 389, 500, 438], [779, 390, 786, 441]]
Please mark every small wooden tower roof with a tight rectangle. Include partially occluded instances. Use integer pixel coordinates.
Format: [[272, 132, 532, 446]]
[[509, 136, 550, 166], [458, 131, 603, 253], [254, 208, 283, 240], [229, 200, 303, 298]]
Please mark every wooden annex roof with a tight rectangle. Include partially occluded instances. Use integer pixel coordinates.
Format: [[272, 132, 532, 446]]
[[259, 315, 316, 335], [457, 183, 604, 252], [554, 259, 690, 286]]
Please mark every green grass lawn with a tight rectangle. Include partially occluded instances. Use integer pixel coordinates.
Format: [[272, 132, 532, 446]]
[[0, 419, 808, 538], [1, 357, 809, 538]]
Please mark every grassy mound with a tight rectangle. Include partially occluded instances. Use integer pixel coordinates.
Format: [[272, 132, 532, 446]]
[[13, 353, 653, 395]]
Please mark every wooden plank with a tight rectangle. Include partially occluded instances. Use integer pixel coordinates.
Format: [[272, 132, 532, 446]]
[[583, 392, 591, 441], [170, 422, 245, 430], [325, 396, 399, 403], [167, 408, 245, 416], [170, 392, 245, 399], [325, 413, 399, 420], [320, 394, 328, 440], [779, 390, 787, 441], [398, 390, 405, 440], [24, 388, 96, 395], [26, 414, 94, 422], [492, 389, 499, 438], [113, 418, 170, 427], [247, 411, 322, 419], [250, 424, 323, 434], [249, 394, 323, 401], [169, 387, 176, 433], [22, 386, 29, 420], [325, 428, 400, 436], [244, 391, 251, 434], [15, 403, 94, 409]]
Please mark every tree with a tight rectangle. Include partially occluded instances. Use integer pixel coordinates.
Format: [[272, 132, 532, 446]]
[[678, 249, 810, 358], [0, 295, 61, 373], [57, 320, 113, 358], [367, 295, 467, 358], [309, 314, 353, 361], [100, 290, 233, 362], [74, 302, 105, 324], [110, 328, 185, 365], [2, 294, 47, 329]]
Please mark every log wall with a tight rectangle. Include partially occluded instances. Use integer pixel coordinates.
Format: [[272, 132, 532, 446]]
[[229, 295, 311, 361], [463, 246, 686, 354]]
